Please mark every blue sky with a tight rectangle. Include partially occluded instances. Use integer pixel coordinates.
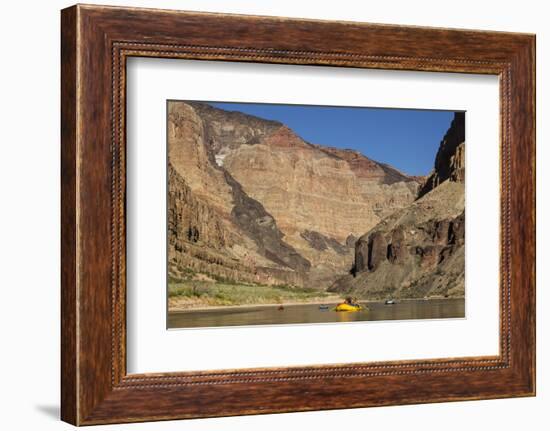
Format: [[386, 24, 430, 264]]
[[208, 102, 456, 176]]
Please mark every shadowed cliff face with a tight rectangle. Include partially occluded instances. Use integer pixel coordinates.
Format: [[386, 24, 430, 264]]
[[329, 113, 465, 299], [223, 169, 311, 273], [418, 112, 465, 198], [167, 101, 425, 289]]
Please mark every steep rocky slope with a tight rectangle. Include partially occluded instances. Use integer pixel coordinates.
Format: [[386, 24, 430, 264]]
[[418, 112, 465, 197], [168, 102, 308, 287], [329, 112, 466, 299], [168, 101, 422, 288], [328, 182, 465, 298]]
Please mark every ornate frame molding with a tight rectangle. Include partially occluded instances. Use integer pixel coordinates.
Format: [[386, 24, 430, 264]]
[[61, 5, 535, 425]]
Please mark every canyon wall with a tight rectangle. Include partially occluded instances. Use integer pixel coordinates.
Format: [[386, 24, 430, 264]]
[[329, 112, 466, 299], [167, 101, 421, 288]]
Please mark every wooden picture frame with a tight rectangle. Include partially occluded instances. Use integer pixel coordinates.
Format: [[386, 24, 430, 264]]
[[61, 4, 535, 425]]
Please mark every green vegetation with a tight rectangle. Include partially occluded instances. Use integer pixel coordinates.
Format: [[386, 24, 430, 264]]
[[168, 279, 338, 309]]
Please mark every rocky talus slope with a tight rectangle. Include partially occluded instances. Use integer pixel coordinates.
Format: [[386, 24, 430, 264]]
[[167, 101, 420, 288], [329, 112, 466, 299]]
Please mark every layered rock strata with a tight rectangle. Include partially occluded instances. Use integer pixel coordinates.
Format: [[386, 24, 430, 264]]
[[167, 101, 421, 288]]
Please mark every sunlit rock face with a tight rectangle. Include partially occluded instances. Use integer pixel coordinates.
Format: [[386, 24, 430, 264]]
[[167, 101, 423, 289]]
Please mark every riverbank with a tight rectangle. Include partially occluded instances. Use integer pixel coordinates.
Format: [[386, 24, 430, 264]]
[[170, 297, 345, 312], [168, 280, 342, 311]]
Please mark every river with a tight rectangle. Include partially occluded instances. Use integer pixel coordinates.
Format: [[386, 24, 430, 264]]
[[168, 298, 465, 329]]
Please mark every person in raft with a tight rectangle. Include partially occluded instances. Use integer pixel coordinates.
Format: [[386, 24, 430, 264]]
[[344, 297, 360, 307]]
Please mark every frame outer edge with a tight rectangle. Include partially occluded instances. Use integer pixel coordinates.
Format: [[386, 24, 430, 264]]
[[531, 35, 536, 396], [503, 35, 536, 396], [61, 4, 536, 425], [61, 5, 80, 426], [526, 35, 536, 395]]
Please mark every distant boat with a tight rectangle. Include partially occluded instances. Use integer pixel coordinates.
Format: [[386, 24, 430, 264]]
[[277, 305, 284, 311], [385, 299, 396, 305], [319, 304, 329, 311]]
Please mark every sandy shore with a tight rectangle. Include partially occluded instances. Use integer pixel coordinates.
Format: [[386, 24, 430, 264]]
[[168, 295, 344, 313]]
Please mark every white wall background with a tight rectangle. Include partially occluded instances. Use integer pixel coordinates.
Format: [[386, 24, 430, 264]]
[[0, 0, 546, 429]]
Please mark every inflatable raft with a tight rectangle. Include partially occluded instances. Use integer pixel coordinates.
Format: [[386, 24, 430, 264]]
[[334, 303, 362, 312]]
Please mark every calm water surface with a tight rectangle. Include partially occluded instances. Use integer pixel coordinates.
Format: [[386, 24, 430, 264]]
[[168, 298, 465, 329]]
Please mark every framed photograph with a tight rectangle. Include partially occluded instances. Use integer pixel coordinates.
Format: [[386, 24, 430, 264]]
[[61, 4, 535, 425], [164, 100, 466, 329]]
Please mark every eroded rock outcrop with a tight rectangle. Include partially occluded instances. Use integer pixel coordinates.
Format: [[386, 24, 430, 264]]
[[329, 182, 465, 299], [418, 112, 465, 198], [329, 112, 466, 299]]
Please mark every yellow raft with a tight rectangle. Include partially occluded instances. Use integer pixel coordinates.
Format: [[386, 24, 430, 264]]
[[334, 303, 362, 312]]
